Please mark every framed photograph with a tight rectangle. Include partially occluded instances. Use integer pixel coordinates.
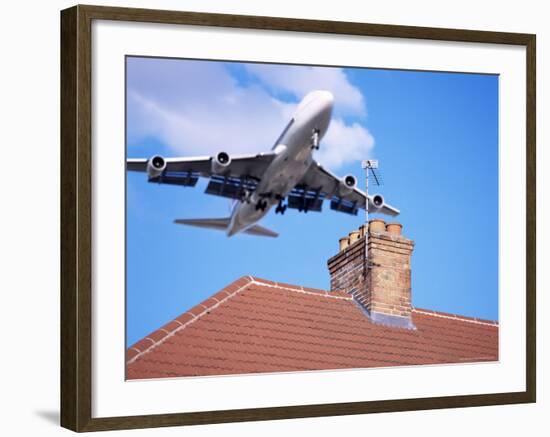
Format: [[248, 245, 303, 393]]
[[60, 4, 536, 432]]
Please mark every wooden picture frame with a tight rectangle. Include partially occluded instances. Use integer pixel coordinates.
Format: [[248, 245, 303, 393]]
[[60, 4, 536, 432]]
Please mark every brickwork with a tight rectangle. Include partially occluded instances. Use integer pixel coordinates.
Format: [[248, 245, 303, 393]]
[[327, 237, 367, 294], [327, 224, 415, 328]]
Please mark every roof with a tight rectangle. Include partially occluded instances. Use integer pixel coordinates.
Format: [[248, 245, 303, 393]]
[[126, 276, 499, 379]]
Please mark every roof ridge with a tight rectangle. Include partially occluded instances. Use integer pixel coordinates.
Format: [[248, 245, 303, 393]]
[[250, 277, 351, 300], [413, 308, 499, 327], [127, 276, 254, 365]]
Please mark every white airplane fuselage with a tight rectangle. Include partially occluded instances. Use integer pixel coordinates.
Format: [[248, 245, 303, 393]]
[[227, 90, 334, 236]]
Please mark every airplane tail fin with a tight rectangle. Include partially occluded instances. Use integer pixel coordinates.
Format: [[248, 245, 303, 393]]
[[242, 224, 279, 238], [173, 217, 278, 238], [174, 217, 231, 231]]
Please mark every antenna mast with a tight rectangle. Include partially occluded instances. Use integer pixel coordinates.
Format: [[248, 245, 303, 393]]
[[361, 159, 379, 277]]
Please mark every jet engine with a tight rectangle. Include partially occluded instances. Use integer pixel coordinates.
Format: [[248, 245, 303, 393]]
[[146, 155, 166, 179], [338, 174, 357, 196], [370, 194, 385, 211], [211, 152, 232, 174]]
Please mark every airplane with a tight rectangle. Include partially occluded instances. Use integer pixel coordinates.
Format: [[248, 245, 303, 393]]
[[127, 90, 399, 238]]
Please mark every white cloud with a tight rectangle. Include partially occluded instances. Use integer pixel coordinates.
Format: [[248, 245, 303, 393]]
[[128, 87, 294, 156], [317, 119, 375, 169], [127, 58, 373, 170], [245, 64, 366, 116]]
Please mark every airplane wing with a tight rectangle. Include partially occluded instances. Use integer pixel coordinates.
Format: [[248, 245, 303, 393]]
[[296, 160, 400, 216], [127, 152, 276, 181]]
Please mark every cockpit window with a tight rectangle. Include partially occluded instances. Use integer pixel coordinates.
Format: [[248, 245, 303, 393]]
[[272, 118, 294, 150]]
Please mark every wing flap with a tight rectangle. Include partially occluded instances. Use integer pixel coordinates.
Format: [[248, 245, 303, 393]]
[[330, 197, 359, 215], [287, 186, 325, 212], [205, 175, 258, 200]]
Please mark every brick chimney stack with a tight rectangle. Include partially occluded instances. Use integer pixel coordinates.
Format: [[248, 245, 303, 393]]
[[327, 220, 415, 329]]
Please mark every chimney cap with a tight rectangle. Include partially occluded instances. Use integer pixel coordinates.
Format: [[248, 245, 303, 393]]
[[338, 236, 350, 252], [348, 230, 361, 244], [386, 222, 403, 236], [369, 218, 386, 233]]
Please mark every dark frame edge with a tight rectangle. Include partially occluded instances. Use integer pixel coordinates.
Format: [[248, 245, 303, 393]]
[[61, 5, 94, 432], [60, 5, 79, 432], [82, 391, 532, 432], [60, 4, 537, 433], [76, 3, 534, 45], [525, 34, 536, 403]]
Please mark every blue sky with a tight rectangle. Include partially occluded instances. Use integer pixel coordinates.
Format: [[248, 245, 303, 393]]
[[126, 56, 499, 346]]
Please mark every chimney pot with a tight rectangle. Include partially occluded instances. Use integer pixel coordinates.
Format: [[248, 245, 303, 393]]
[[348, 230, 361, 244], [386, 222, 403, 236], [369, 218, 386, 233], [338, 237, 350, 252]]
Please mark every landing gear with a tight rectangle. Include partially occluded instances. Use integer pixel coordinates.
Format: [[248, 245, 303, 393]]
[[311, 128, 320, 150], [275, 199, 287, 215], [242, 189, 252, 203], [255, 199, 268, 211]]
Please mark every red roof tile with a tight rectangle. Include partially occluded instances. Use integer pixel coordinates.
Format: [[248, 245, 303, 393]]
[[127, 276, 498, 379]]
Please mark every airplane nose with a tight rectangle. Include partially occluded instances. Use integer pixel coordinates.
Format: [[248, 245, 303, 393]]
[[313, 90, 334, 113], [317, 91, 334, 118], [295, 90, 334, 115], [316, 91, 334, 128], [319, 90, 334, 106]]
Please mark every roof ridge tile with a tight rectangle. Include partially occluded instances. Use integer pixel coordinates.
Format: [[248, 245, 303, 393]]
[[250, 277, 352, 300], [413, 308, 498, 326]]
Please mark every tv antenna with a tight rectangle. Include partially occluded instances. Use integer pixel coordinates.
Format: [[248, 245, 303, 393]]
[[361, 159, 382, 274]]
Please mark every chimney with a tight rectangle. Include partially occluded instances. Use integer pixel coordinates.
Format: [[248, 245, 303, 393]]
[[327, 220, 415, 329]]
